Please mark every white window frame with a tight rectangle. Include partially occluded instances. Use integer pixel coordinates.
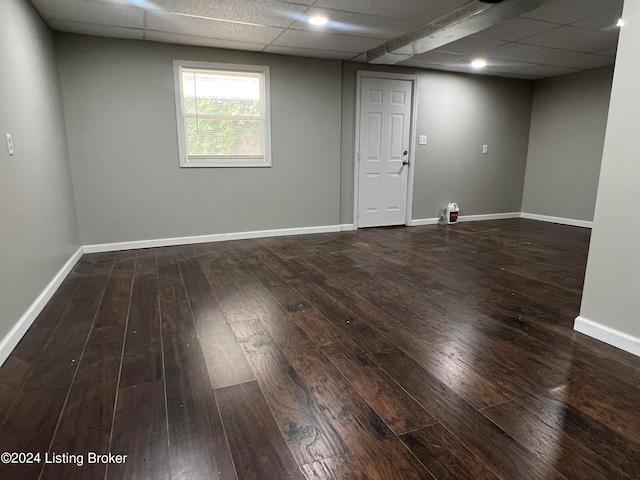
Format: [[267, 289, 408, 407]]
[[173, 60, 272, 168]]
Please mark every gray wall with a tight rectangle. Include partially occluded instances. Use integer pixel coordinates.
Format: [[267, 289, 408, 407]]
[[522, 67, 613, 222], [55, 34, 343, 245], [579, 0, 640, 340], [0, 0, 80, 342], [341, 63, 534, 223]]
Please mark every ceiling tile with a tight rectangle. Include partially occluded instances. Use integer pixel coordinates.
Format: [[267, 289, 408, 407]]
[[482, 72, 534, 80], [519, 25, 619, 53], [87, 0, 316, 4], [272, 29, 384, 53], [311, 0, 470, 21], [397, 60, 438, 69], [145, 31, 265, 51], [29, 0, 626, 67], [31, 0, 143, 29], [551, 52, 614, 69], [571, 9, 623, 32], [522, 0, 624, 24], [517, 64, 580, 78], [437, 36, 505, 56], [407, 50, 466, 66], [145, 11, 284, 44], [47, 18, 144, 39], [288, 8, 424, 40], [428, 64, 476, 74], [277, 0, 316, 5], [475, 18, 559, 42], [500, 72, 542, 80], [263, 45, 358, 60], [141, 0, 308, 29], [488, 43, 572, 64], [429, 64, 500, 78]]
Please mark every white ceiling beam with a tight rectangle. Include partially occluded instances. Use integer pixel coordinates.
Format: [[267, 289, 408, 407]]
[[366, 44, 413, 65], [367, 0, 555, 64]]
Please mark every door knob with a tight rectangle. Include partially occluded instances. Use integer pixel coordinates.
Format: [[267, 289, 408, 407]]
[[403, 160, 409, 166]]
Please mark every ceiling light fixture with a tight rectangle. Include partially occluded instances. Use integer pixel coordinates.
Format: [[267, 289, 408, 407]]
[[309, 16, 328, 26], [617, 18, 625, 27], [471, 58, 488, 69]]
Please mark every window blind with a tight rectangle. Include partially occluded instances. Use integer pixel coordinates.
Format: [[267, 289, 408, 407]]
[[180, 68, 266, 160]]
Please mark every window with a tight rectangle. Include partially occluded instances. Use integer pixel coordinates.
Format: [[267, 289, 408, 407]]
[[173, 60, 271, 167]]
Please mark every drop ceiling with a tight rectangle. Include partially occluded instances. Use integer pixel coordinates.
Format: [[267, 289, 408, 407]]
[[29, 0, 623, 80]]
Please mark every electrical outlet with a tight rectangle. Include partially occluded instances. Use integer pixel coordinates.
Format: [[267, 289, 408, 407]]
[[482, 144, 488, 154], [419, 135, 427, 145], [6, 134, 14, 156], [5, 134, 14, 156]]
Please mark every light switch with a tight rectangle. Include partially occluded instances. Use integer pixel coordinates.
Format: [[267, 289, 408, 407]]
[[419, 135, 427, 145], [6, 134, 14, 156], [482, 144, 488, 154]]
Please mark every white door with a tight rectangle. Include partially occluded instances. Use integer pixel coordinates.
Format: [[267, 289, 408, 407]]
[[357, 77, 412, 228]]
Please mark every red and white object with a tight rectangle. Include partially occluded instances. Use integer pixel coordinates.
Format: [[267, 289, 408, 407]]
[[446, 203, 459, 224]]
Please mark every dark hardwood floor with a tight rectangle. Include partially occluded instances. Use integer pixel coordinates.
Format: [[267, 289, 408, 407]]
[[1, 218, 640, 479]]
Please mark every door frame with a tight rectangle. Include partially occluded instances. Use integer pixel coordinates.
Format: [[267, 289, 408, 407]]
[[353, 71, 419, 229]]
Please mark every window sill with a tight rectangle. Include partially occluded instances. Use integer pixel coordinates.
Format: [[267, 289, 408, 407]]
[[179, 161, 272, 168]]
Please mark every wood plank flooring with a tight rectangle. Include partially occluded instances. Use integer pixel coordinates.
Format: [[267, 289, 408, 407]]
[[1, 219, 640, 479]]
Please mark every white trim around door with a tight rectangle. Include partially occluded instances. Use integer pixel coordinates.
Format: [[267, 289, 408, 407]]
[[354, 71, 419, 229]]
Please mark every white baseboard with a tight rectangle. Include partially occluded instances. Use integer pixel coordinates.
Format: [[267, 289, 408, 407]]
[[2, 224, 350, 364], [0, 247, 84, 367], [459, 212, 521, 222], [340, 224, 356, 231], [520, 212, 593, 229], [409, 218, 438, 226], [574, 316, 640, 357], [0, 214, 600, 367], [411, 212, 592, 228], [83, 224, 347, 253], [410, 212, 520, 226]]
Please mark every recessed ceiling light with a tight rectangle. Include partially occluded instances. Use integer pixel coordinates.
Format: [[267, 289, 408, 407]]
[[471, 58, 488, 69], [309, 16, 328, 26], [617, 18, 625, 27]]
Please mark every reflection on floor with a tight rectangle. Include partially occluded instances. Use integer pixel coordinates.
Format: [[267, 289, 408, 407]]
[[1, 219, 639, 480]]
